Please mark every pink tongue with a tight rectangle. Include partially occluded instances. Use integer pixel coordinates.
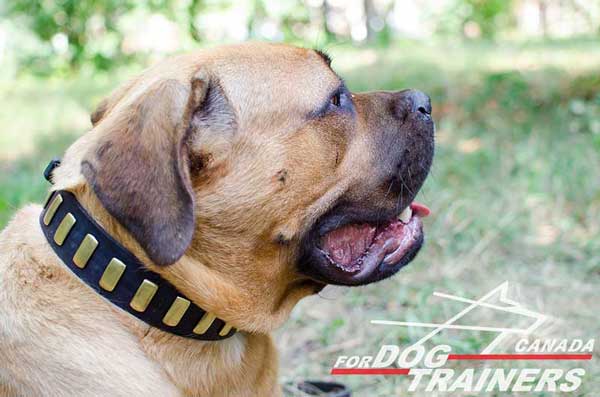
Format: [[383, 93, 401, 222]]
[[321, 224, 376, 267], [410, 202, 431, 217]]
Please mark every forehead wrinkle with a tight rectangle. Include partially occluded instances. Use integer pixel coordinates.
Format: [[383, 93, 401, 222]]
[[209, 47, 342, 123]]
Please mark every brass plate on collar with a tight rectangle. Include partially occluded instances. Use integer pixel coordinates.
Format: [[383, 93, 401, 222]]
[[99, 258, 126, 292], [73, 234, 98, 269], [219, 323, 233, 337], [130, 279, 158, 312], [163, 297, 190, 327], [54, 213, 76, 246], [43, 194, 63, 225], [193, 312, 216, 335]]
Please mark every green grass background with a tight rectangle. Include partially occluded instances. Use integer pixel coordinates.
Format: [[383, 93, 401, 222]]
[[1, 40, 599, 396]]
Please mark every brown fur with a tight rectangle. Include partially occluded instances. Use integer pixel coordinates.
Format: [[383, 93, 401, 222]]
[[0, 42, 431, 396]]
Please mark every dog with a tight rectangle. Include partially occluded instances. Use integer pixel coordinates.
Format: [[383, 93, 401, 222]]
[[0, 42, 434, 396]]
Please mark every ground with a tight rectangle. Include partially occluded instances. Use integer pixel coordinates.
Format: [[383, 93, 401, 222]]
[[1, 39, 599, 396]]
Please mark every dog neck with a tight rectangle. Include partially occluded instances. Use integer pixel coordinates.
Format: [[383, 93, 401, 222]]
[[40, 184, 237, 341], [68, 182, 317, 333]]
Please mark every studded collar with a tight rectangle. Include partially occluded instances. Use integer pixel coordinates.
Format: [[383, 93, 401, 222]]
[[39, 161, 236, 341]]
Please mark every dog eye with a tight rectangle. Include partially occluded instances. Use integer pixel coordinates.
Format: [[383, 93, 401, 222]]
[[330, 92, 341, 107], [314, 87, 353, 117]]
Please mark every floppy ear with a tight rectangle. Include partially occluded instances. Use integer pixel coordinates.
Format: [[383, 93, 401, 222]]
[[82, 74, 210, 266], [90, 98, 109, 126], [90, 78, 139, 126]]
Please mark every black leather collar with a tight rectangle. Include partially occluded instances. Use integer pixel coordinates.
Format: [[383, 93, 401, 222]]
[[39, 162, 235, 341]]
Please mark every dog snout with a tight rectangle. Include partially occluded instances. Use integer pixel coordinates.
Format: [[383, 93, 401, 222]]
[[368, 88, 435, 207], [395, 89, 432, 119]]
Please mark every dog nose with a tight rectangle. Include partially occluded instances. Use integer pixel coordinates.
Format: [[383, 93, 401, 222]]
[[395, 89, 431, 118]]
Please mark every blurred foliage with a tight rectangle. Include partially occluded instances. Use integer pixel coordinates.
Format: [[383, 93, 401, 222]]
[[4, 0, 599, 73], [7, 0, 134, 70], [435, 0, 514, 39], [464, 0, 514, 38], [568, 95, 600, 137]]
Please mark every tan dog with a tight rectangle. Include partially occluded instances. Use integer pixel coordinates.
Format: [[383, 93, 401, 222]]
[[0, 43, 434, 396]]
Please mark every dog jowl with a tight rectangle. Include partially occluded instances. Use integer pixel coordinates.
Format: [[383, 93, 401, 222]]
[[297, 86, 434, 286]]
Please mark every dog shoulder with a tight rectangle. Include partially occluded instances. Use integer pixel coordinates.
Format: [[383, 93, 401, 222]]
[[0, 205, 181, 396]]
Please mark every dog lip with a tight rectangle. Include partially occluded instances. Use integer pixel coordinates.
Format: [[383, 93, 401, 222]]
[[316, 206, 397, 238]]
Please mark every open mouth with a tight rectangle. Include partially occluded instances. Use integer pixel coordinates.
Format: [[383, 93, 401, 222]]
[[312, 202, 430, 285]]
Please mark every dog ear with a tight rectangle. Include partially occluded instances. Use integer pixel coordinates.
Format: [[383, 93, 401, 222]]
[[82, 73, 211, 266], [90, 78, 139, 126], [90, 98, 108, 126]]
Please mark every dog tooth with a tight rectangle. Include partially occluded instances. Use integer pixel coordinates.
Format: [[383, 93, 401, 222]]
[[398, 206, 412, 223]]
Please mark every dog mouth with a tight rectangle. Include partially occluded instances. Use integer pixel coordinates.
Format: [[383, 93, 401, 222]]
[[300, 202, 430, 286], [319, 202, 430, 273]]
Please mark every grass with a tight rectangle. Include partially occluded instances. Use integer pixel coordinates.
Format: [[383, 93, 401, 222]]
[[1, 39, 599, 396]]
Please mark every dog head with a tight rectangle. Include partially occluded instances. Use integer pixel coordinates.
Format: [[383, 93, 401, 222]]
[[71, 43, 434, 331]]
